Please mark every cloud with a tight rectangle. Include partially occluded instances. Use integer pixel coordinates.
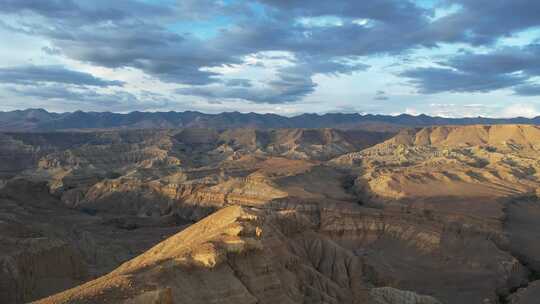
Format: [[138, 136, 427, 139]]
[[429, 0, 540, 45], [0, 0, 417, 96], [41, 46, 61, 55], [500, 103, 540, 118], [401, 43, 540, 94], [177, 76, 316, 104], [441, 44, 540, 76], [0, 0, 175, 24], [257, 0, 431, 25], [1, 0, 540, 107], [43, 23, 233, 85], [7, 84, 173, 112], [514, 84, 540, 96], [401, 67, 525, 94], [0, 1, 239, 86], [177, 56, 368, 103], [425, 103, 501, 118], [374, 90, 389, 100], [0, 65, 124, 87], [223, 79, 253, 88]]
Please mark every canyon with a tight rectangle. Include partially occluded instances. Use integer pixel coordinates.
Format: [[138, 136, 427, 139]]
[[1, 125, 539, 303]]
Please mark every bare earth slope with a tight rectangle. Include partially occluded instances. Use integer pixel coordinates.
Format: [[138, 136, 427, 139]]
[[333, 124, 540, 303], [35, 205, 442, 304], [334, 125, 540, 203]]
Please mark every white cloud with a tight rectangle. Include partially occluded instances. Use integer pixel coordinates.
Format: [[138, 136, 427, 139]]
[[404, 107, 420, 115], [296, 16, 344, 28], [500, 103, 540, 118]]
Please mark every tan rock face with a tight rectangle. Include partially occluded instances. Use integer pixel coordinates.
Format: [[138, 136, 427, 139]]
[[334, 125, 540, 207], [32, 200, 530, 304], [30, 206, 379, 304]]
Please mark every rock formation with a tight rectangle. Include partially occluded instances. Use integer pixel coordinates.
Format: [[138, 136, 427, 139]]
[[35, 205, 444, 304], [0, 125, 539, 303]]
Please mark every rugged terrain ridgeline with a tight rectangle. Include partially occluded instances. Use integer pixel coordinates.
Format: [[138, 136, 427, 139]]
[[0, 125, 539, 304], [2, 108, 540, 131]]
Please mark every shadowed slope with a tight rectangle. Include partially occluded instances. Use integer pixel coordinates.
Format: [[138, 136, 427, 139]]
[[35, 205, 442, 304]]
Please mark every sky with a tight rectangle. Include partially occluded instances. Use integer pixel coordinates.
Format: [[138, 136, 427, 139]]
[[0, 0, 540, 117]]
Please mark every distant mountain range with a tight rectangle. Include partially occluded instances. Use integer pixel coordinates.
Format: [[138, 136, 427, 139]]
[[1, 108, 539, 131]]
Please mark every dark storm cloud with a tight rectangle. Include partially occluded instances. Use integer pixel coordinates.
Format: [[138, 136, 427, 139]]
[[0, 0, 174, 24], [514, 84, 540, 96], [251, 0, 540, 54], [402, 44, 540, 95], [0, 65, 124, 87], [177, 76, 316, 104], [223, 79, 253, 88], [429, 0, 540, 45], [257, 0, 431, 24], [442, 45, 540, 76], [43, 23, 234, 85], [212, 15, 429, 59], [0, 0, 239, 86], [401, 67, 525, 94], [2, 0, 540, 104]]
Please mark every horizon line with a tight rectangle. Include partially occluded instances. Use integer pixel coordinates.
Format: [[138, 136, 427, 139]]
[[2, 108, 540, 120]]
